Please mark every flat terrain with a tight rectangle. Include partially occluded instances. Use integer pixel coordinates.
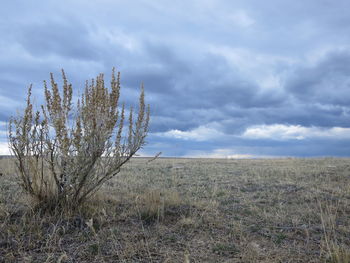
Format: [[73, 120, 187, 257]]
[[0, 157, 349, 262]]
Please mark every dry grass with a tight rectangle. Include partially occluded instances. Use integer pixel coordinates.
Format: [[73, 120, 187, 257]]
[[1, 157, 350, 262]]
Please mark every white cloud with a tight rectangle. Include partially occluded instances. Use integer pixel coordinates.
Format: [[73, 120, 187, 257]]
[[154, 124, 224, 141], [0, 142, 10, 155], [185, 148, 254, 158], [0, 121, 8, 139], [209, 46, 296, 70], [208, 45, 296, 94], [242, 124, 350, 140], [228, 10, 255, 27], [0, 121, 10, 155], [95, 27, 141, 52]]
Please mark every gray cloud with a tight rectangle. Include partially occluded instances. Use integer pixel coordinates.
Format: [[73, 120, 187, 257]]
[[1, 0, 350, 157], [287, 49, 350, 107], [17, 20, 99, 61]]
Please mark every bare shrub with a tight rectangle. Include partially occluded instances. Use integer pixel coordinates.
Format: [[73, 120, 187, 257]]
[[8, 68, 150, 212]]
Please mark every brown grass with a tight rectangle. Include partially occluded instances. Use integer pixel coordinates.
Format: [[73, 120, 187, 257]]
[[1, 157, 350, 262]]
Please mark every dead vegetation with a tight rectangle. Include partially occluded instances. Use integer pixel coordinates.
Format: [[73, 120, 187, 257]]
[[7, 68, 149, 212], [0, 157, 350, 262]]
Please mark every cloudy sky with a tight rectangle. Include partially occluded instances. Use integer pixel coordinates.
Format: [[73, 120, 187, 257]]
[[1, 0, 350, 157]]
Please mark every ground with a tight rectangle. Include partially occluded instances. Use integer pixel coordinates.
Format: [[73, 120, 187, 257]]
[[0, 157, 349, 262]]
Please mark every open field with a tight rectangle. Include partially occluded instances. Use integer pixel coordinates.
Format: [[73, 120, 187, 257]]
[[0, 157, 350, 262]]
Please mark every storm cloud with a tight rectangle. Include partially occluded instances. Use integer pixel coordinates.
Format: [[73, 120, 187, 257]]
[[1, 0, 350, 157]]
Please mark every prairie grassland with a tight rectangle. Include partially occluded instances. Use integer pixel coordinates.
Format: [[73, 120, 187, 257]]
[[0, 157, 349, 262]]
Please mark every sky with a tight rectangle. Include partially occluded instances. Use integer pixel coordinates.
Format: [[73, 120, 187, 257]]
[[1, 0, 350, 158]]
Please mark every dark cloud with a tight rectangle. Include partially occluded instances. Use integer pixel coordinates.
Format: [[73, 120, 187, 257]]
[[14, 20, 98, 60], [287, 49, 350, 107]]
